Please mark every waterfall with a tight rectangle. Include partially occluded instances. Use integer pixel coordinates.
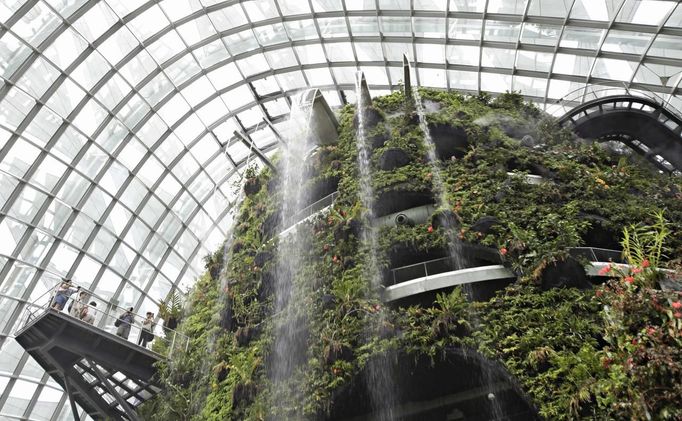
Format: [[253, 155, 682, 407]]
[[270, 90, 316, 418], [412, 87, 466, 271], [409, 66, 505, 418], [355, 72, 397, 421]]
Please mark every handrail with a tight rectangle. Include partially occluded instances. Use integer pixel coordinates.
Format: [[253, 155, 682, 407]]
[[283, 190, 339, 229], [546, 85, 682, 122], [388, 247, 625, 286], [16, 281, 190, 359]]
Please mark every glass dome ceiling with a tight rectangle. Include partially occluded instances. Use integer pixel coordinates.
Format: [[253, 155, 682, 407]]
[[1, 0, 681, 419]]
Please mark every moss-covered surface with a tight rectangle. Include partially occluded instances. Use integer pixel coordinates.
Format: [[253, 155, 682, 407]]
[[140, 89, 682, 420]]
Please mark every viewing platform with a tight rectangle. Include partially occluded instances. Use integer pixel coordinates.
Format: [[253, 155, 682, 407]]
[[14, 284, 189, 421], [382, 247, 628, 303]]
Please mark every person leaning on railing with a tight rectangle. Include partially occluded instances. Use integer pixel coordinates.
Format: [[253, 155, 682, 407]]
[[51, 279, 80, 311]]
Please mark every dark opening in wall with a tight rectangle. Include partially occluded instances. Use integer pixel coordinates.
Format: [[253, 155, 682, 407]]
[[307, 176, 340, 206], [428, 123, 469, 160], [327, 348, 539, 421], [374, 187, 435, 218], [378, 148, 411, 171], [540, 257, 592, 291], [579, 214, 622, 251]]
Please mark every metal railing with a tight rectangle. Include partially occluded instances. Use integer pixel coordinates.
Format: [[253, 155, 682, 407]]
[[545, 85, 682, 122], [17, 282, 190, 360], [284, 190, 339, 228], [388, 247, 625, 286], [568, 247, 624, 264], [389, 256, 468, 286]]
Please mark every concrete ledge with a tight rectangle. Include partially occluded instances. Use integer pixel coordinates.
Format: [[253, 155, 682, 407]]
[[383, 265, 514, 302], [383, 260, 670, 302]]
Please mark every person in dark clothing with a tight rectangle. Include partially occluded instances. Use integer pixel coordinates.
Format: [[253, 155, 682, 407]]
[[137, 312, 155, 348], [115, 307, 135, 339]]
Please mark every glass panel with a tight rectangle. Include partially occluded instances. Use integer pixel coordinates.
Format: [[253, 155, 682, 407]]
[[571, 0, 624, 21], [448, 18, 482, 40], [520, 23, 562, 46], [516, 50, 554, 72], [484, 20, 521, 43], [30, 386, 63, 421], [602, 30, 652, 55], [649, 34, 682, 59], [616, 0, 675, 25]]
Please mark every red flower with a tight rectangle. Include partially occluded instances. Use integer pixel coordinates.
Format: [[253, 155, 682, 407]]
[[631, 338, 637, 345], [675, 312, 682, 319], [598, 266, 611, 276], [427, 225, 434, 233], [641, 259, 650, 268], [624, 276, 634, 284], [499, 247, 508, 256], [672, 301, 682, 310], [632, 267, 642, 274]]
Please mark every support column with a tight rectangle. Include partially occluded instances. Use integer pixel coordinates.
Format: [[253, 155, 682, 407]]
[[63, 377, 81, 421]]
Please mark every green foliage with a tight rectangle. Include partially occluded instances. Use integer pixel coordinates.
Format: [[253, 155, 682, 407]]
[[142, 88, 682, 421], [158, 290, 183, 322], [622, 210, 672, 272]]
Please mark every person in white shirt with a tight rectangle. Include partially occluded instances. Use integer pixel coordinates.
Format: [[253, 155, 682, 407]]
[[79, 301, 97, 325]]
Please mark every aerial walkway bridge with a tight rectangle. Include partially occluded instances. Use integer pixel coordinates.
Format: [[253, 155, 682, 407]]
[[14, 284, 188, 421], [554, 89, 682, 173]]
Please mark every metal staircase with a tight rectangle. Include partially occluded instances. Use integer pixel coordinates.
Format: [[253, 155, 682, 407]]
[[14, 284, 188, 421]]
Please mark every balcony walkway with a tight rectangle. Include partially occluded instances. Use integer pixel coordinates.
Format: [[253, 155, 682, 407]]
[[14, 284, 188, 421], [382, 247, 626, 302]]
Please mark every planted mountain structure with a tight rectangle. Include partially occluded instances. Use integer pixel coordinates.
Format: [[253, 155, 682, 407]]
[[140, 87, 682, 421]]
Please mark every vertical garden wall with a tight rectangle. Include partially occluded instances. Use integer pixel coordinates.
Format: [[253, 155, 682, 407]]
[[140, 89, 682, 421]]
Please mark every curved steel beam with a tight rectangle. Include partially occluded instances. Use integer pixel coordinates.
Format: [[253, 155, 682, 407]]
[[559, 95, 682, 172]]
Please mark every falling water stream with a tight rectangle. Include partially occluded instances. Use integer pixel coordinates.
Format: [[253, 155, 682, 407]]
[[271, 90, 316, 418], [355, 72, 397, 421], [410, 69, 505, 419]]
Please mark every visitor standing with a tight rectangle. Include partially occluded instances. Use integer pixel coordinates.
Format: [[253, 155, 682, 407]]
[[51, 280, 79, 311], [69, 290, 88, 318], [115, 307, 135, 339], [80, 301, 97, 324], [137, 312, 155, 348]]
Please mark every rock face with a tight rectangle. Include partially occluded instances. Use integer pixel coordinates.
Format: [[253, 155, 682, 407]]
[[428, 123, 469, 160], [244, 177, 261, 196], [378, 148, 411, 170], [540, 258, 592, 291]]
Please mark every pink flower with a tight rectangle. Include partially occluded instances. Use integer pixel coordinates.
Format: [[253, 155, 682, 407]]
[[672, 301, 682, 310], [641, 259, 650, 268], [674, 312, 682, 319], [499, 247, 508, 256], [624, 276, 634, 284], [632, 267, 642, 274], [427, 226, 434, 233], [598, 266, 611, 276], [647, 327, 656, 335]]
